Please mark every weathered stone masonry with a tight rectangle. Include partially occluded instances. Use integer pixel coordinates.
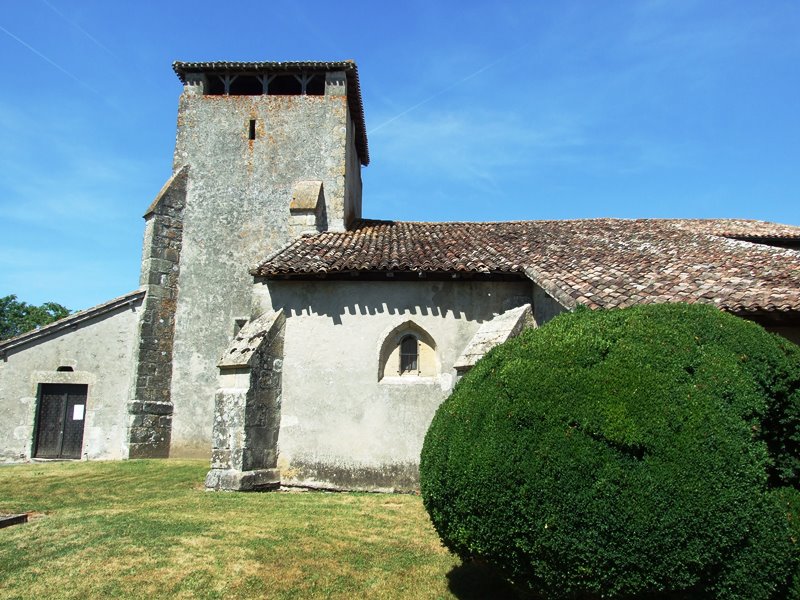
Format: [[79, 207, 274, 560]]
[[206, 310, 285, 491], [128, 166, 188, 458]]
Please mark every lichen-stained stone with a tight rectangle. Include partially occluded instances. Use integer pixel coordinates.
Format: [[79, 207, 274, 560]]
[[206, 310, 285, 491], [289, 180, 324, 211]]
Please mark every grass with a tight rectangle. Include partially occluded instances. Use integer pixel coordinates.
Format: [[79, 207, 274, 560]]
[[0, 460, 518, 599]]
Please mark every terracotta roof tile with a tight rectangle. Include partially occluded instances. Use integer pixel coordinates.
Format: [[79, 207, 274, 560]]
[[253, 218, 800, 314]]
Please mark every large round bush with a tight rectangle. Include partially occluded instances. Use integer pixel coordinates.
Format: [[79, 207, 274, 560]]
[[420, 304, 800, 599]]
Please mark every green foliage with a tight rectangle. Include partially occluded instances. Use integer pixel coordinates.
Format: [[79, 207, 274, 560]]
[[420, 304, 800, 599], [775, 487, 800, 600], [0, 294, 70, 340]]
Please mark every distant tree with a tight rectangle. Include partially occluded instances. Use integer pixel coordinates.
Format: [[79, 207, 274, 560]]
[[0, 295, 71, 340]]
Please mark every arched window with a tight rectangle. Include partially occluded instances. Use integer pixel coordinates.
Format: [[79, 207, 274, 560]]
[[399, 335, 418, 373], [378, 322, 438, 381]]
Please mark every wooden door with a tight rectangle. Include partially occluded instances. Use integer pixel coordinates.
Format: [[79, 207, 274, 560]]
[[34, 384, 87, 459]]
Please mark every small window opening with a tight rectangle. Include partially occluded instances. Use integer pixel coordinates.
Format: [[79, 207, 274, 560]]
[[305, 74, 325, 95], [206, 75, 225, 95], [229, 75, 263, 95], [269, 74, 302, 95], [248, 119, 256, 140], [56, 366, 74, 372], [399, 335, 418, 374], [234, 319, 248, 337], [378, 322, 438, 381]]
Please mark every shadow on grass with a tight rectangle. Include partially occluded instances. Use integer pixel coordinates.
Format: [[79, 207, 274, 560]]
[[447, 560, 526, 600], [447, 561, 710, 600]]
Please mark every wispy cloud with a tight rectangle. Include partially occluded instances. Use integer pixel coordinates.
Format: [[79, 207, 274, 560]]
[[40, 0, 118, 58], [0, 23, 101, 97], [371, 103, 692, 197], [0, 100, 150, 244], [368, 42, 532, 135]]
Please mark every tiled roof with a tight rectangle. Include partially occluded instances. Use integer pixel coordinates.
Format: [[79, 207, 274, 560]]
[[665, 219, 800, 240], [172, 60, 369, 165], [252, 218, 800, 314]]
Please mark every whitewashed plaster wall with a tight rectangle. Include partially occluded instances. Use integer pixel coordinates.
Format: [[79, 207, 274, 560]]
[[254, 278, 532, 491], [0, 299, 142, 463]]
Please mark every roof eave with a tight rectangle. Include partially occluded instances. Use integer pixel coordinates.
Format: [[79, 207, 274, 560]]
[[253, 268, 526, 281]]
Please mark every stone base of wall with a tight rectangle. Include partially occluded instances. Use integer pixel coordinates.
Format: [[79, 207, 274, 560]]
[[205, 468, 280, 491], [281, 459, 420, 493], [128, 400, 172, 458]]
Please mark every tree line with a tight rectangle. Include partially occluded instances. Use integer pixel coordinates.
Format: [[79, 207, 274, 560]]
[[0, 295, 70, 340]]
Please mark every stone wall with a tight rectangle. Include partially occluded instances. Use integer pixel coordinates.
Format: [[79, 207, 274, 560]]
[[128, 167, 187, 458], [254, 278, 531, 491]]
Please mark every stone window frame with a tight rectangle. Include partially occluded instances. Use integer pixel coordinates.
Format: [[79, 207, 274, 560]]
[[377, 321, 438, 384]]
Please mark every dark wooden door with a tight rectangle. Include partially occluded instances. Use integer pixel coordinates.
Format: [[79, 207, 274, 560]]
[[34, 384, 88, 459]]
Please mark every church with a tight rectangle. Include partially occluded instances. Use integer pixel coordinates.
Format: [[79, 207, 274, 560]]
[[1, 60, 799, 492]]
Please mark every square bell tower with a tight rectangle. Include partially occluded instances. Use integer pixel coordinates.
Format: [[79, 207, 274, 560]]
[[128, 61, 369, 458]]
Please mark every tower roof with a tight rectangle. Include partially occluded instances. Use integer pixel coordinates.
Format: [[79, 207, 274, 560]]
[[172, 60, 370, 165]]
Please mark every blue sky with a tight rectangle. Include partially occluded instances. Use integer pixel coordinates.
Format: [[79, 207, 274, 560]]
[[1, 1, 798, 311]]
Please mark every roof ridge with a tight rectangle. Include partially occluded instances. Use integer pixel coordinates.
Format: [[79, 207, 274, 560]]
[[352, 217, 800, 228]]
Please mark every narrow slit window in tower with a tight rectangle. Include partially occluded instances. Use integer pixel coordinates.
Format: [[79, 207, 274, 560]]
[[248, 119, 256, 140]]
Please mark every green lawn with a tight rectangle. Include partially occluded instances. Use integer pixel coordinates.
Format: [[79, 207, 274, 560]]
[[0, 460, 516, 599]]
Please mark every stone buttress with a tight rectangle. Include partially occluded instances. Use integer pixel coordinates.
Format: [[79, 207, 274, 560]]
[[205, 311, 285, 491], [128, 167, 188, 457]]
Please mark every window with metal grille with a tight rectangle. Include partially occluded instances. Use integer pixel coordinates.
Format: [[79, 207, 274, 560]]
[[399, 335, 418, 374]]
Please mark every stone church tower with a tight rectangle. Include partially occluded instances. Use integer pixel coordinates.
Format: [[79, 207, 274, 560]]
[[129, 61, 369, 458]]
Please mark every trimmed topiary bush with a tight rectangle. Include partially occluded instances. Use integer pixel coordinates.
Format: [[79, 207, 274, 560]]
[[420, 304, 800, 599]]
